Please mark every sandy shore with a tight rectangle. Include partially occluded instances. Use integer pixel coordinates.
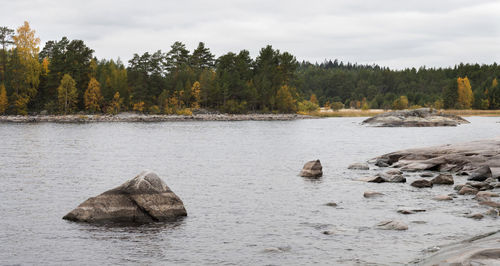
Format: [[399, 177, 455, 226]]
[[0, 113, 316, 123]]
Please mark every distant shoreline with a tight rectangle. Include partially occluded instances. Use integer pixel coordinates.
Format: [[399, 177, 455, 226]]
[[0, 113, 316, 123]]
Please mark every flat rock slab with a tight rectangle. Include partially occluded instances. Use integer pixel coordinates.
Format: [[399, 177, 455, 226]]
[[417, 231, 500, 265], [362, 108, 469, 127], [373, 138, 500, 180], [63, 171, 187, 223]]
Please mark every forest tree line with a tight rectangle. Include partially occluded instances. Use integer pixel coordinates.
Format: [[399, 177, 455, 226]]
[[0, 22, 499, 115]]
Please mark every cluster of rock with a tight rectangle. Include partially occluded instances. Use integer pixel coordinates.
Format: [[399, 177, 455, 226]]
[[0, 113, 314, 123], [373, 138, 500, 180], [63, 171, 187, 223], [362, 108, 469, 127], [346, 138, 500, 239]]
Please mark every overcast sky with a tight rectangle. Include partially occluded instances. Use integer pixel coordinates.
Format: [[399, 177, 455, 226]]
[[2, 0, 499, 69]]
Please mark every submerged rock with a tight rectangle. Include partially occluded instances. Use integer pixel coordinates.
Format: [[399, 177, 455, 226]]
[[420, 172, 434, 178], [479, 201, 500, 208], [397, 208, 426, 214], [348, 162, 369, 170], [300, 160, 323, 178], [431, 173, 454, 185], [411, 179, 433, 188], [362, 108, 469, 127], [376, 220, 408, 230], [63, 171, 187, 223], [433, 195, 453, 201], [363, 191, 384, 198]]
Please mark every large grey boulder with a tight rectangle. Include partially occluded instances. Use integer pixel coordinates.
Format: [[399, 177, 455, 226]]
[[362, 108, 469, 127], [63, 171, 187, 223], [300, 160, 323, 178]]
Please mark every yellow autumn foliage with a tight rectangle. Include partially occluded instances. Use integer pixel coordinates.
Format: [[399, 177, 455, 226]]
[[457, 77, 473, 109], [84, 78, 103, 113], [0, 83, 8, 114]]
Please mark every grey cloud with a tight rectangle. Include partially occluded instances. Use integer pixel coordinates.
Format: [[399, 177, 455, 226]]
[[1, 0, 499, 69]]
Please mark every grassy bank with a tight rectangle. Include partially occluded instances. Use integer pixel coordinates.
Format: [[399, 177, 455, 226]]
[[441, 109, 500, 117], [301, 109, 385, 117], [302, 108, 500, 117]]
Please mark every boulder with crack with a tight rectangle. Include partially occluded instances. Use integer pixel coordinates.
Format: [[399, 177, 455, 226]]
[[63, 171, 187, 223]]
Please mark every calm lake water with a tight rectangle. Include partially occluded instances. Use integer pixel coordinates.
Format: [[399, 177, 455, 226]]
[[0, 117, 499, 265]]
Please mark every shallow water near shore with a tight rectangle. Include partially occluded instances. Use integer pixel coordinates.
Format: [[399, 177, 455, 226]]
[[0, 117, 499, 265]]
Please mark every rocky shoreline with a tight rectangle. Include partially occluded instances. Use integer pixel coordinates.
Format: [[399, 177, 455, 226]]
[[352, 138, 500, 264], [0, 113, 315, 123]]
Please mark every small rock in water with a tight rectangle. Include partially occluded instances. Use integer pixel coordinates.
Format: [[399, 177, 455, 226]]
[[397, 209, 415, 215], [348, 162, 369, 170], [476, 191, 499, 198], [322, 230, 335, 235], [411, 179, 433, 188], [431, 173, 454, 185], [433, 195, 453, 201], [466, 181, 494, 191], [376, 220, 408, 230], [363, 191, 384, 198], [398, 208, 426, 214], [366, 171, 406, 183], [366, 176, 386, 183], [325, 202, 338, 207], [454, 184, 465, 191], [458, 185, 479, 195], [300, 160, 323, 178], [484, 208, 499, 217], [467, 165, 492, 182], [466, 213, 484, 220]]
